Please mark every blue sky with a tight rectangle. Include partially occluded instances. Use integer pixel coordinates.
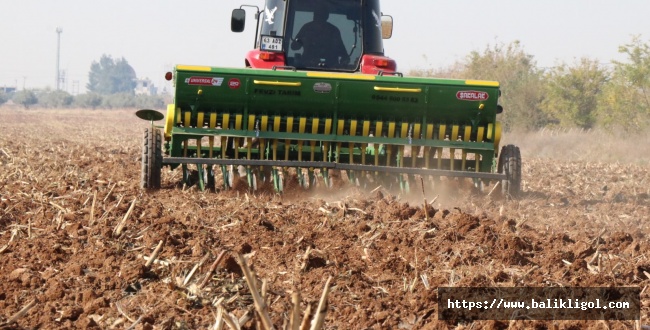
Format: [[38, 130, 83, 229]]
[[1, 0, 647, 93]]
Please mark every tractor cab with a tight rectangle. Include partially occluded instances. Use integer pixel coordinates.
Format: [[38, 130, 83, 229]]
[[232, 0, 396, 74]]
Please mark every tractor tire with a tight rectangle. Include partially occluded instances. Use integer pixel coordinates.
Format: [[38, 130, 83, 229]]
[[141, 128, 162, 189], [498, 144, 521, 198]]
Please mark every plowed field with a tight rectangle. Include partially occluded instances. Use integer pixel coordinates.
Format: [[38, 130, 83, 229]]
[[0, 108, 648, 329]]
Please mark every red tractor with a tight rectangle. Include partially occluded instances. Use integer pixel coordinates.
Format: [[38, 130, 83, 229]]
[[231, 0, 397, 74]]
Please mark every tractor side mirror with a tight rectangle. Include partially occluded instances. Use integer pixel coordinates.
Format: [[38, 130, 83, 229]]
[[381, 15, 393, 39], [231, 9, 246, 32]]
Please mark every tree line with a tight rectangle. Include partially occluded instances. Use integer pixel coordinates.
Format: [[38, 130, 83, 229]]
[[0, 54, 166, 110], [2, 37, 649, 132], [4, 89, 166, 110], [410, 36, 649, 132]]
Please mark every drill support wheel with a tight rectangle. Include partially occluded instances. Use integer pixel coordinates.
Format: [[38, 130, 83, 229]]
[[141, 128, 162, 189], [498, 144, 522, 198]]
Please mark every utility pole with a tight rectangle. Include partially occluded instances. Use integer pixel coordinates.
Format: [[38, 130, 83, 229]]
[[56, 27, 62, 90]]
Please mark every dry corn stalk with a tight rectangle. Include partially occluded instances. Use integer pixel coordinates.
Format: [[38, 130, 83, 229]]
[[144, 238, 166, 268], [0, 229, 17, 254], [310, 276, 333, 330], [113, 198, 136, 237], [199, 250, 227, 288], [290, 291, 301, 330], [183, 252, 211, 287], [3, 299, 36, 326], [299, 304, 312, 330], [236, 253, 274, 330]]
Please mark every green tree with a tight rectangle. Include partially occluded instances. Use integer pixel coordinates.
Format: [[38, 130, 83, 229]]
[[135, 94, 165, 109], [460, 41, 547, 131], [597, 36, 650, 129], [102, 92, 136, 109], [40, 89, 74, 108], [408, 41, 546, 131], [13, 90, 38, 109], [87, 54, 137, 94], [0, 91, 7, 105], [74, 93, 103, 109], [540, 58, 608, 129]]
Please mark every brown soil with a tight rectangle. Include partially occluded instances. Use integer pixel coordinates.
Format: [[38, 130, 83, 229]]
[[0, 109, 648, 329]]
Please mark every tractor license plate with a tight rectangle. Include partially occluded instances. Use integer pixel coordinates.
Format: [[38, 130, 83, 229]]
[[261, 36, 283, 52]]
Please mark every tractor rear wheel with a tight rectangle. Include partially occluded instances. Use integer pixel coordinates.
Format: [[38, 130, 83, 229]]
[[141, 128, 162, 189], [498, 144, 521, 198]]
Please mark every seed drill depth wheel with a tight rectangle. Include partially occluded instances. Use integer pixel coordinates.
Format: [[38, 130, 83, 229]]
[[141, 128, 162, 189], [498, 144, 522, 198]]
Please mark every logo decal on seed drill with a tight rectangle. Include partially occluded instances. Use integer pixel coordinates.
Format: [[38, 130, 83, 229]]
[[313, 82, 332, 93], [456, 90, 489, 101], [185, 76, 224, 86], [228, 78, 241, 89]]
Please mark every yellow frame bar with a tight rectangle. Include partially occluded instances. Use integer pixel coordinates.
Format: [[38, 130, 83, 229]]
[[465, 80, 499, 87], [254, 80, 301, 87], [373, 86, 422, 93], [176, 65, 212, 72]]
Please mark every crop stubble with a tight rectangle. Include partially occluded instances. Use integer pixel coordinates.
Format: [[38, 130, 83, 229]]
[[0, 108, 648, 329]]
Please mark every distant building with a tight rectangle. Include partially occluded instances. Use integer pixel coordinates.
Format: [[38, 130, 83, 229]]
[[1, 86, 16, 94], [134, 78, 157, 96]]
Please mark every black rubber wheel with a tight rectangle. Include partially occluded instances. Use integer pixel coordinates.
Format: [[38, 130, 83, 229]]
[[498, 144, 522, 198], [141, 128, 162, 189]]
